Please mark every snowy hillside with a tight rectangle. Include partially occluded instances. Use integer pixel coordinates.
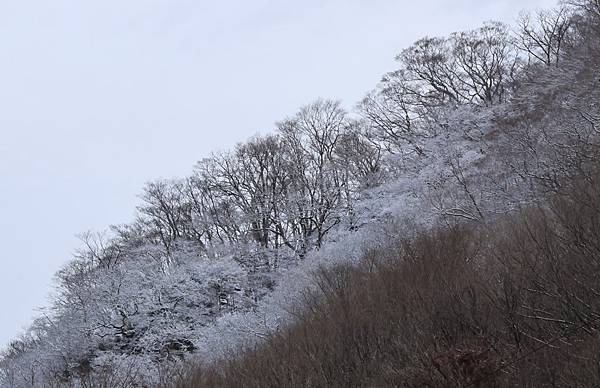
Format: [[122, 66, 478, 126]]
[[1, 1, 599, 386]]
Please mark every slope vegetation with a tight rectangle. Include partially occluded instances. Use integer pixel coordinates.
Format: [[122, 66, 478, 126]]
[[1, 1, 599, 387], [179, 173, 600, 387]]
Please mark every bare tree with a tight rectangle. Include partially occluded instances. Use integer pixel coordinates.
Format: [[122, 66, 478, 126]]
[[398, 36, 467, 104], [334, 123, 384, 189], [278, 99, 349, 255], [75, 231, 123, 269], [398, 22, 519, 107], [137, 180, 191, 253], [359, 73, 429, 155], [191, 157, 243, 246], [234, 135, 291, 251], [451, 22, 520, 105], [515, 7, 572, 65]]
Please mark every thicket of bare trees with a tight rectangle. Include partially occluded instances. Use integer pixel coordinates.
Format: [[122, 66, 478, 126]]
[[359, 21, 522, 156], [395, 22, 519, 107], [515, 7, 573, 66], [134, 99, 375, 264]]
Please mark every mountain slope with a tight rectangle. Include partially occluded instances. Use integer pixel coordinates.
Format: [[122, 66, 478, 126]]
[[1, 1, 599, 387]]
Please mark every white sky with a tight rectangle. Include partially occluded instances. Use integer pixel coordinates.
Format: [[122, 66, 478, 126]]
[[0, 0, 557, 349]]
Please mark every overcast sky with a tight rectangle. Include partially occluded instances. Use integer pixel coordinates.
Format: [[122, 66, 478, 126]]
[[0, 0, 557, 348]]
